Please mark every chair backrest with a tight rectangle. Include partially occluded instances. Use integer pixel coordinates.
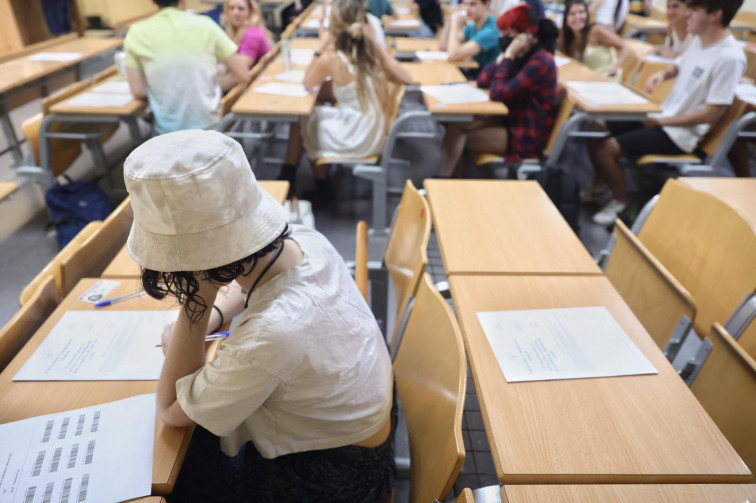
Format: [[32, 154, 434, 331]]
[[638, 180, 756, 339], [220, 82, 245, 118], [355, 220, 369, 301], [19, 221, 103, 306], [60, 197, 133, 295], [604, 219, 697, 352], [1, 276, 59, 371], [619, 48, 642, 87], [690, 323, 756, 472], [394, 273, 466, 503], [458, 488, 475, 503], [544, 91, 575, 157], [631, 62, 675, 104], [698, 97, 748, 158], [384, 180, 431, 349]]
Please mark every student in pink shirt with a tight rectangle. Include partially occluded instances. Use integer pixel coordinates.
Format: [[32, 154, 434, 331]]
[[223, 0, 272, 68]]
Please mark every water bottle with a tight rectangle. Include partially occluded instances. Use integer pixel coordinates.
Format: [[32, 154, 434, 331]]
[[282, 37, 292, 71], [114, 51, 126, 76]]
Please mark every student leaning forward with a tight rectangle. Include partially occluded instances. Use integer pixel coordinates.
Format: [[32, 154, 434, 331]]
[[123, 130, 395, 502]]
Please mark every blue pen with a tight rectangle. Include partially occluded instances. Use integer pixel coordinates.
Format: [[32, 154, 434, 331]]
[[94, 289, 145, 308]]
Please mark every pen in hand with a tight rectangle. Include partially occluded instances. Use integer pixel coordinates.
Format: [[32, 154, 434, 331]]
[[154, 331, 231, 347]]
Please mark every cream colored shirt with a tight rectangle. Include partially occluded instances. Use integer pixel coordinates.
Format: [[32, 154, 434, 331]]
[[176, 226, 393, 458]]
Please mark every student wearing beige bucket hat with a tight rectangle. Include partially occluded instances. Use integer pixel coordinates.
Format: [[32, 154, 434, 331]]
[[124, 130, 394, 501]]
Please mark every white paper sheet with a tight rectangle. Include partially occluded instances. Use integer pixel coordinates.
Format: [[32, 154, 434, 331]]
[[477, 306, 658, 382], [28, 52, 82, 62], [554, 55, 571, 67], [0, 394, 155, 503], [14, 311, 177, 381], [416, 51, 448, 60], [736, 83, 756, 106], [77, 279, 120, 304], [389, 19, 422, 27], [642, 54, 676, 64], [304, 18, 329, 28], [565, 81, 649, 106], [396, 7, 410, 14], [253, 82, 310, 97], [90, 80, 131, 94], [420, 83, 490, 104], [65, 92, 133, 108], [290, 48, 315, 66], [274, 69, 306, 83]]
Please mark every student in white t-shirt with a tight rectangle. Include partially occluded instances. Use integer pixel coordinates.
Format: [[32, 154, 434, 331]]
[[651, 0, 693, 58], [586, 0, 746, 225], [589, 0, 629, 31]]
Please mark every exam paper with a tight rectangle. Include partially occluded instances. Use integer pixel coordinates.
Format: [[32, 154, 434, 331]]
[[77, 279, 120, 304], [304, 18, 329, 28], [65, 92, 133, 108], [290, 48, 315, 66], [0, 394, 155, 503], [14, 310, 177, 381], [389, 19, 422, 27], [416, 51, 448, 60], [642, 54, 676, 64], [396, 7, 410, 14], [274, 70, 306, 83], [477, 306, 658, 382], [254, 82, 310, 98], [28, 52, 81, 62], [565, 81, 648, 106], [554, 55, 571, 67], [90, 80, 131, 94], [420, 83, 490, 104]]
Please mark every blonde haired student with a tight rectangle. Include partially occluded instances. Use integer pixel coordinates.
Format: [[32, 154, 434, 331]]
[[222, 0, 272, 68], [279, 0, 413, 199]]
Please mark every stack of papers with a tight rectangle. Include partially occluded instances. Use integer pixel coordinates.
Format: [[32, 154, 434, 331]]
[[565, 81, 649, 107], [14, 310, 176, 381], [65, 92, 133, 108], [29, 52, 81, 62], [0, 394, 155, 503], [477, 306, 658, 382], [254, 82, 310, 97], [416, 51, 448, 60], [420, 83, 490, 104]]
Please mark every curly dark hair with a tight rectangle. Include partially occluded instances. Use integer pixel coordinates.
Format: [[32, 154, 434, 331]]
[[141, 225, 291, 323]]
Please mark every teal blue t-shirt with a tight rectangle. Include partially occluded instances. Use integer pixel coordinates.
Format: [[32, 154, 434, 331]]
[[463, 15, 500, 71], [367, 0, 394, 18]]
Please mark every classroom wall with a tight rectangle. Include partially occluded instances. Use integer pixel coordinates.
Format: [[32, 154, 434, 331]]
[[76, 0, 157, 28]]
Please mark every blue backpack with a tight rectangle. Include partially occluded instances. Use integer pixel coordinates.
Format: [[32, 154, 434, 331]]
[[45, 180, 113, 248]]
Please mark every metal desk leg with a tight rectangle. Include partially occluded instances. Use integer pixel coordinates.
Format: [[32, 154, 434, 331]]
[[38, 113, 57, 184], [0, 94, 24, 164]]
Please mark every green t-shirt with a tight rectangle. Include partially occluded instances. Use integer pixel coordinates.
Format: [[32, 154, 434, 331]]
[[463, 15, 500, 71]]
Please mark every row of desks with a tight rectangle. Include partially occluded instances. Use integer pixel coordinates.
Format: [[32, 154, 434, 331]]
[[0, 182, 289, 497], [423, 179, 752, 485]]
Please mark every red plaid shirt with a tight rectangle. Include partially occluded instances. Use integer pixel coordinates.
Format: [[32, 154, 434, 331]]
[[477, 48, 558, 162]]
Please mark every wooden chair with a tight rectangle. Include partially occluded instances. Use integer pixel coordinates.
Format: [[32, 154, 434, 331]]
[[744, 47, 756, 82], [635, 97, 749, 175], [60, 197, 133, 295], [637, 180, 756, 340], [18, 220, 103, 306], [603, 219, 696, 360], [458, 488, 476, 503], [394, 273, 466, 503], [631, 61, 675, 105], [0, 182, 18, 203], [354, 220, 369, 301], [92, 65, 118, 83], [619, 48, 642, 87], [1, 276, 59, 371], [725, 292, 756, 360], [688, 323, 756, 472]]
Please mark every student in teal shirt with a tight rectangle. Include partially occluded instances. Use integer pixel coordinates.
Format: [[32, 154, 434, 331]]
[[367, 0, 396, 19], [439, 0, 500, 76]]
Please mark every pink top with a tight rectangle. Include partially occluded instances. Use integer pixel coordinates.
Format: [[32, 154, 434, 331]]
[[238, 26, 271, 63]]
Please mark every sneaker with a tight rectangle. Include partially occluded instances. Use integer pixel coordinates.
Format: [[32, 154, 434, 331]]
[[580, 184, 612, 204], [592, 198, 627, 226]]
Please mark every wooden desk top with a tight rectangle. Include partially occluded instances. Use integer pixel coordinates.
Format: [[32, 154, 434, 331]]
[[680, 178, 756, 231], [0, 278, 220, 495], [422, 82, 509, 115], [290, 37, 322, 49], [400, 61, 466, 85], [501, 484, 756, 502], [625, 13, 668, 31], [424, 180, 600, 275], [449, 274, 750, 484], [0, 182, 18, 201], [556, 54, 610, 84], [625, 38, 654, 57], [393, 38, 477, 68], [49, 75, 145, 116], [232, 57, 316, 116], [384, 14, 423, 30], [102, 181, 289, 280]]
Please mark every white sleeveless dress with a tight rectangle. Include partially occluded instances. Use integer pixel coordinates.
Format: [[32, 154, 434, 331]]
[[301, 51, 386, 160]]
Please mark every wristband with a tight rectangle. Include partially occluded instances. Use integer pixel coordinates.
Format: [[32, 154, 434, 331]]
[[212, 305, 225, 333]]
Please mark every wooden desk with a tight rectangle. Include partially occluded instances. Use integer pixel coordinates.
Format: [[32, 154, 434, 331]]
[[623, 13, 668, 36], [400, 61, 466, 85], [101, 181, 291, 280], [625, 38, 654, 57], [290, 37, 321, 50], [0, 278, 221, 495], [448, 273, 750, 484], [392, 37, 477, 68], [501, 484, 756, 502], [0, 37, 124, 164], [680, 178, 756, 233], [0, 181, 18, 201], [424, 180, 600, 276], [555, 53, 609, 84], [384, 14, 424, 35], [421, 82, 509, 117]]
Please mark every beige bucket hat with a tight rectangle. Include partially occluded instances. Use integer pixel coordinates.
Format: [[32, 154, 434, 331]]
[[124, 130, 288, 272]]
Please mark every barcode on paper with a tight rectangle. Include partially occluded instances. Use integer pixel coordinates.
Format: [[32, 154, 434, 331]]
[[84, 441, 95, 465], [77, 474, 89, 502], [23, 486, 36, 503], [68, 444, 79, 469], [43, 482, 55, 503], [32, 450, 45, 476], [42, 420, 54, 443], [59, 418, 70, 440], [50, 447, 62, 473], [75, 414, 85, 436], [90, 411, 100, 433], [59, 477, 72, 503]]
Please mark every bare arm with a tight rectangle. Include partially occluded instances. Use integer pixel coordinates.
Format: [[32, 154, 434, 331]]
[[592, 25, 630, 76], [644, 64, 679, 93], [378, 46, 413, 84], [446, 13, 479, 62], [219, 53, 251, 91], [646, 103, 727, 128], [303, 50, 335, 90], [126, 67, 148, 100]]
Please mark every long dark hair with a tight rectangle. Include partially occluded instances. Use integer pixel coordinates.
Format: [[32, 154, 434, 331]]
[[560, 0, 592, 60], [536, 18, 559, 54], [141, 226, 291, 323]]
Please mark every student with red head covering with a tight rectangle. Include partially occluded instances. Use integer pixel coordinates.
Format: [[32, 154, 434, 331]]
[[439, 5, 559, 177]]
